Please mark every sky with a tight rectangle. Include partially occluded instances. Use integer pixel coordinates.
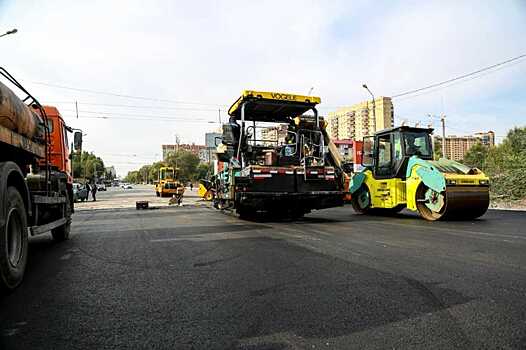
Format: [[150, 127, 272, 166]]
[[1, 0, 525, 176]]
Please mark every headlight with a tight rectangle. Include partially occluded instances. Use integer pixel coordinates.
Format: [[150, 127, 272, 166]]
[[479, 179, 490, 185], [446, 179, 457, 185]]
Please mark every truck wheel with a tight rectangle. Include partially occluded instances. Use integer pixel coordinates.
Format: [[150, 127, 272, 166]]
[[156, 191, 160, 197], [0, 186, 28, 292], [351, 185, 371, 214], [51, 192, 71, 241]]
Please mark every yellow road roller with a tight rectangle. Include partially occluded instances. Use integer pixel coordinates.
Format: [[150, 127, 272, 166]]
[[350, 126, 490, 221]]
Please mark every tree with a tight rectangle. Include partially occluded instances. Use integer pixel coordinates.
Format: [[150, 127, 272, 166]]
[[433, 138, 443, 160], [138, 165, 151, 184], [72, 151, 105, 181], [124, 170, 140, 183], [462, 142, 488, 170], [165, 150, 200, 182], [196, 163, 212, 181], [467, 126, 526, 201], [126, 150, 209, 185], [148, 161, 166, 183]]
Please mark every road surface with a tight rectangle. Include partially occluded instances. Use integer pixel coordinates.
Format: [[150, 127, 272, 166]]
[[1, 186, 525, 349]]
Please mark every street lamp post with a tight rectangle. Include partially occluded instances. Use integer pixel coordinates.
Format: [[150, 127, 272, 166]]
[[362, 84, 376, 133], [0, 29, 18, 38]]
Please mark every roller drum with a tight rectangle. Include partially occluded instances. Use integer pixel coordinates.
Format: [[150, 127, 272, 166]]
[[0, 81, 43, 140], [441, 186, 490, 220], [416, 185, 490, 221]]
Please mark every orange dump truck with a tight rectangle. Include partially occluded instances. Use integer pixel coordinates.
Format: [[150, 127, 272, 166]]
[[0, 67, 81, 292]]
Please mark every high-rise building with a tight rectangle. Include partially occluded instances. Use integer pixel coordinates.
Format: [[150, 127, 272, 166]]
[[473, 131, 495, 147], [437, 131, 495, 161], [327, 97, 394, 141], [162, 144, 207, 162]]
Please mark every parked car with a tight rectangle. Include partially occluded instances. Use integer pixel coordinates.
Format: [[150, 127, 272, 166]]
[[97, 183, 107, 191], [73, 183, 89, 202], [121, 183, 133, 189]]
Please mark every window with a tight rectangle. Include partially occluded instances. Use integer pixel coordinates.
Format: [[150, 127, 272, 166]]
[[362, 136, 374, 167], [404, 132, 432, 157], [63, 126, 69, 150], [375, 134, 392, 177], [46, 119, 54, 133], [393, 133, 402, 162], [377, 136, 391, 168]]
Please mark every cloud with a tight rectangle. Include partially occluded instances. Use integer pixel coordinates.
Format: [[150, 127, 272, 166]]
[[1, 0, 525, 175]]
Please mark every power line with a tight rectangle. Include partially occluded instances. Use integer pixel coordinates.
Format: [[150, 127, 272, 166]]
[[27, 80, 226, 107], [395, 57, 526, 102], [61, 108, 215, 120], [392, 53, 526, 99], [51, 101, 229, 112], [62, 115, 219, 123], [64, 115, 217, 124]]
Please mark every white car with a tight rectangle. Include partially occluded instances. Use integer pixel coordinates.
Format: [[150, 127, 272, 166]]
[[121, 183, 133, 189]]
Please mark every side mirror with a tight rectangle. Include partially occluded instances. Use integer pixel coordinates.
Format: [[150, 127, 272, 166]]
[[74, 132, 83, 151]]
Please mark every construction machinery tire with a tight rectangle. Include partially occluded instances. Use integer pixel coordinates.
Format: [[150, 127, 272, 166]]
[[0, 186, 28, 292], [415, 183, 489, 221], [156, 191, 160, 197], [351, 185, 371, 214], [51, 192, 72, 241], [204, 190, 214, 201]]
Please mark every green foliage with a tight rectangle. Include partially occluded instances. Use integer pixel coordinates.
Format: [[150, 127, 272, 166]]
[[148, 162, 166, 183], [462, 142, 488, 170], [124, 170, 140, 184], [463, 127, 526, 200], [72, 151, 105, 180], [165, 150, 201, 182], [125, 150, 208, 184], [433, 138, 443, 160], [196, 163, 212, 180]]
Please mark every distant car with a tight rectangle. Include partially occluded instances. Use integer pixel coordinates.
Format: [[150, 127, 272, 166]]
[[122, 183, 133, 189], [97, 183, 107, 191], [73, 183, 89, 202]]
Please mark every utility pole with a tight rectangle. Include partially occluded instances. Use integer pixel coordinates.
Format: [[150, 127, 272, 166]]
[[362, 84, 376, 133], [441, 114, 446, 159], [174, 134, 180, 169], [75, 101, 79, 119]]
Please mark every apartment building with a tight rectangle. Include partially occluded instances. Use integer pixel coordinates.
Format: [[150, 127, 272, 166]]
[[438, 131, 495, 161], [327, 97, 394, 141], [162, 144, 207, 162]]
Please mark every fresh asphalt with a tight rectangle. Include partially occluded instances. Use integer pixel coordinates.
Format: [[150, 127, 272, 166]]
[[1, 187, 525, 349]]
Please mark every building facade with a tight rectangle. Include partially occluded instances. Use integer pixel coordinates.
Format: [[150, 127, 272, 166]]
[[327, 97, 394, 141], [473, 131, 495, 147], [438, 131, 495, 161], [333, 139, 354, 161], [162, 144, 207, 162]]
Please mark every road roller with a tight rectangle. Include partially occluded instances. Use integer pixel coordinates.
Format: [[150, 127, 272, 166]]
[[349, 126, 490, 221]]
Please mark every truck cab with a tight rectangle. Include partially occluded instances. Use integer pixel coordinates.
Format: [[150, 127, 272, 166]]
[[38, 106, 72, 183]]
